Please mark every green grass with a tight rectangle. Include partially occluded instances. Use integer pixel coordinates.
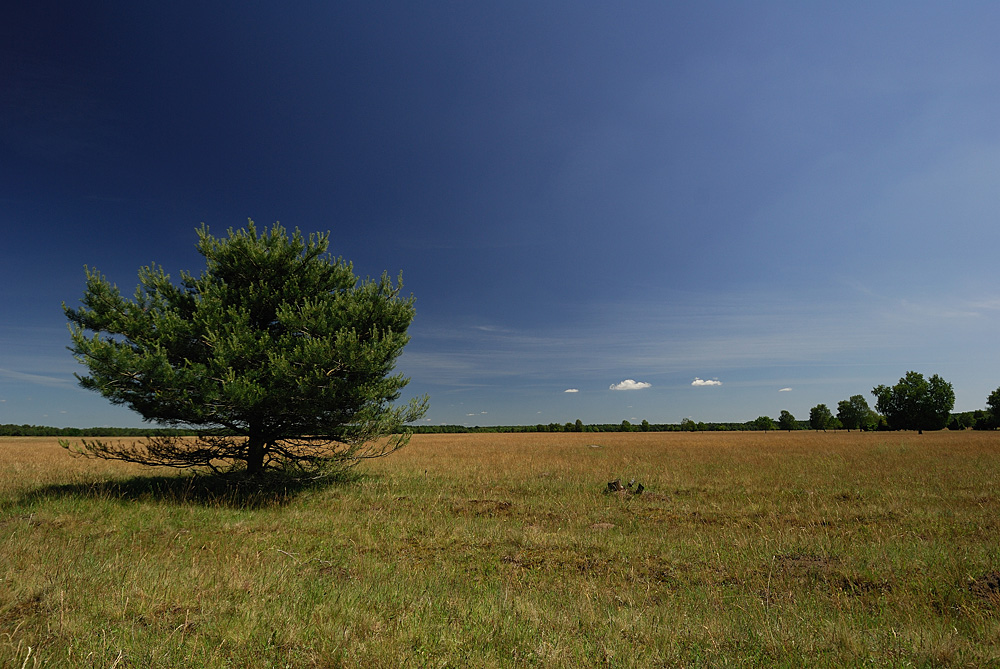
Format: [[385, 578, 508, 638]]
[[2, 431, 1000, 667]]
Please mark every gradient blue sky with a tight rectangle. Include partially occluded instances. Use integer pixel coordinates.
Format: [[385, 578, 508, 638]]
[[3, 2, 999, 428]]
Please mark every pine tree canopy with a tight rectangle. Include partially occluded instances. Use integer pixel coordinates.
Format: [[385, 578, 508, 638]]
[[63, 221, 428, 475]]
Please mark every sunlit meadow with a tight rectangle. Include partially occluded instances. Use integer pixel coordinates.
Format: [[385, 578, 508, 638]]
[[2, 431, 999, 667]]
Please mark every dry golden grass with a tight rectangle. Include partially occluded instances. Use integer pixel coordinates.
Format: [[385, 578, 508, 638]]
[[0, 436, 159, 491], [2, 431, 1000, 667]]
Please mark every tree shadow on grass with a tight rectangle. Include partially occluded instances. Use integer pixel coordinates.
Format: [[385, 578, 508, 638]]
[[12, 469, 362, 510]]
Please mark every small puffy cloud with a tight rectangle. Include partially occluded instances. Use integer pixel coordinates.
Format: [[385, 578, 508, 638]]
[[610, 379, 651, 391], [692, 378, 722, 387], [564, 388, 579, 393], [779, 387, 793, 392]]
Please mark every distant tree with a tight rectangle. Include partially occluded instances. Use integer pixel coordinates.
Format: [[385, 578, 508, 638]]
[[574, 419, 584, 433], [948, 415, 968, 430], [777, 410, 798, 431], [872, 372, 955, 433], [948, 412, 976, 430], [837, 395, 875, 432], [985, 387, 1000, 430], [63, 222, 428, 476], [640, 419, 650, 432], [752, 416, 776, 432], [680, 417, 697, 432], [808, 404, 834, 431], [973, 409, 992, 430]]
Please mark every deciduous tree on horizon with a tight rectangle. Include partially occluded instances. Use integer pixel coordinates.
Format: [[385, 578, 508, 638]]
[[837, 395, 876, 432], [873, 372, 954, 433], [777, 410, 798, 431], [808, 403, 834, 431]]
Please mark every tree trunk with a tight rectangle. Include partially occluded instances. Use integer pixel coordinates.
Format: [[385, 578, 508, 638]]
[[246, 422, 266, 475]]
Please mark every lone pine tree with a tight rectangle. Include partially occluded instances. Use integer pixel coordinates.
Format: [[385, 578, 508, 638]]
[[63, 221, 428, 475]]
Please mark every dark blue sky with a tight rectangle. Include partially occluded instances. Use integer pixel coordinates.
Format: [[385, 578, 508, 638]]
[[3, 2, 1000, 427]]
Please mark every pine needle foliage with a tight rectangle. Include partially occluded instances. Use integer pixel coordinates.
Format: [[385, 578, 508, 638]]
[[63, 221, 427, 475]]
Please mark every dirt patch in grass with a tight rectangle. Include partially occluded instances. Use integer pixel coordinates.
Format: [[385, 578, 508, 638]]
[[451, 498, 513, 517], [771, 553, 892, 597], [501, 547, 615, 577], [775, 553, 840, 571], [0, 589, 50, 627], [135, 603, 202, 633], [969, 571, 1000, 606]]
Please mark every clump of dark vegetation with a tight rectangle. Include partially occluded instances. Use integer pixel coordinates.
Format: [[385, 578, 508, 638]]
[[604, 478, 644, 496]]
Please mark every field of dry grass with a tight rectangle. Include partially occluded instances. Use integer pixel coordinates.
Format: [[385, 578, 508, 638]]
[[2, 431, 1000, 666]]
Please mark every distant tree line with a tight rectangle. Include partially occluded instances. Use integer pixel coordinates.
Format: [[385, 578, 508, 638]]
[[410, 420, 755, 434], [0, 425, 199, 437]]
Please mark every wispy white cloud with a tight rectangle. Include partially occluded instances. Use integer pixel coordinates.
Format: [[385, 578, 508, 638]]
[[965, 298, 1000, 312], [473, 324, 515, 333], [779, 387, 793, 392], [610, 379, 651, 391], [692, 378, 722, 387], [0, 368, 75, 388], [564, 388, 579, 393]]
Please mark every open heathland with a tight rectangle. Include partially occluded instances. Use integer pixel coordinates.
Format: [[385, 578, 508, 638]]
[[2, 431, 1000, 667]]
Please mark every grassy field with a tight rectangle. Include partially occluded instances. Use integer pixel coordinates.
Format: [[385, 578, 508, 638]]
[[2, 431, 999, 667]]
